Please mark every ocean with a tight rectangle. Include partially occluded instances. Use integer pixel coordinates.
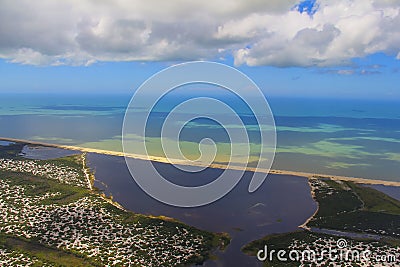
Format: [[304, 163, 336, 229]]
[[0, 92, 400, 181]]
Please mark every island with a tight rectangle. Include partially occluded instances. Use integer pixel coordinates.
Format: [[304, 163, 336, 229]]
[[0, 142, 229, 266]]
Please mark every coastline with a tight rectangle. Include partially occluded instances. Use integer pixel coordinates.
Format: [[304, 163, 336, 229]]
[[298, 178, 319, 231], [81, 153, 93, 190], [2, 136, 400, 187]]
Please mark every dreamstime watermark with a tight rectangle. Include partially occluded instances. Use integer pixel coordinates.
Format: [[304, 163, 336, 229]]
[[257, 238, 397, 264], [122, 61, 276, 207]]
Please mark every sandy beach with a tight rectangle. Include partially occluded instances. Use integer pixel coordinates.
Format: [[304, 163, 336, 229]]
[[2, 136, 400, 187]]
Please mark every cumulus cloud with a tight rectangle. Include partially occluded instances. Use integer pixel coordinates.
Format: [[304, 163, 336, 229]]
[[0, 0, 399, 67]]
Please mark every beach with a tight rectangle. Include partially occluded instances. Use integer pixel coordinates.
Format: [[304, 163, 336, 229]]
[[2, 136, 399, 187]]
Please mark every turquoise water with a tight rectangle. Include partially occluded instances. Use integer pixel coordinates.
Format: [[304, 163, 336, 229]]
[[0, 93, 399, 181]]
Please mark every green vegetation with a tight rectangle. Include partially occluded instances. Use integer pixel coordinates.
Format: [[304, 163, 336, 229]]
[[242, 231, 311, 266], [347, 183, 400, 215], [311, 179, 362, 218], [0, 234, 95, 267], [242, 178, 400, 266], [312, 210, 400, 236], [0, 143, 25, 159], [0, 143, 230, 266], [0, 171, 88, 205], [308, 179, 400, 238], [212, 232, 230, 251]]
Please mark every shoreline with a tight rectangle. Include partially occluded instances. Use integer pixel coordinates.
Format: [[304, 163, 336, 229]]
[[298, 178, 319, 231], [2, 136, 400, 187], [81, 153, 93, 190]]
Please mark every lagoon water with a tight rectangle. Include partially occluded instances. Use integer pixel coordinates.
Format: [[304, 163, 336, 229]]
[[0, 141, 14, 146], [20, 145, 317, 266], [21, 145, 80, 160], [86, 153, 317, 266]]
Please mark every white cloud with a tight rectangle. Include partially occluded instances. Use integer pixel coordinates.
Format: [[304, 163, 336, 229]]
[[0, 0, 399, 66], [337, 69, 355, 75]]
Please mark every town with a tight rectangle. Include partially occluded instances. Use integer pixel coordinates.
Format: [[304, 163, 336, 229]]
[[0, 145, 227, 266]]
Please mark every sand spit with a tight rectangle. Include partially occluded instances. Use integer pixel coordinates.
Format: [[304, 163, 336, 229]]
[[2, 137, 400, 187]]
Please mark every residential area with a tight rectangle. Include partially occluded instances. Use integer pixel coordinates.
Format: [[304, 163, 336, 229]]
[[0, 152, 220, 266]]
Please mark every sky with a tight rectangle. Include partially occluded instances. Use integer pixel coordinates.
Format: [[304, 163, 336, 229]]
[[0, 0, 400, 99]]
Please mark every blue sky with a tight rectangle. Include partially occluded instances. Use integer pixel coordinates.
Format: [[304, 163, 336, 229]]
[[0, 0, 399, 99], [1, 54, 399, 99]]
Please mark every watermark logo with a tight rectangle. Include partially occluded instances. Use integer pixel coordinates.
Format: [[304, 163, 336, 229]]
[[336, 238, 347, 249], [122, 61, 276, 207], [257, 238, 397, 264]]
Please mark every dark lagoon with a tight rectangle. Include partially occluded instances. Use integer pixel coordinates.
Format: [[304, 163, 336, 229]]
[[20, 145, 80, 160], [0, 140, 14, 146], [86, 153, 317, 266]]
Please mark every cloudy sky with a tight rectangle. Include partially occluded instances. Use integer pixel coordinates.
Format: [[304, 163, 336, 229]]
[[0, 0, 399, 98]]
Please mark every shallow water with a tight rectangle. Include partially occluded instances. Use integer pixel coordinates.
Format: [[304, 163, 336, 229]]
[[1, 94, 400, 182]]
